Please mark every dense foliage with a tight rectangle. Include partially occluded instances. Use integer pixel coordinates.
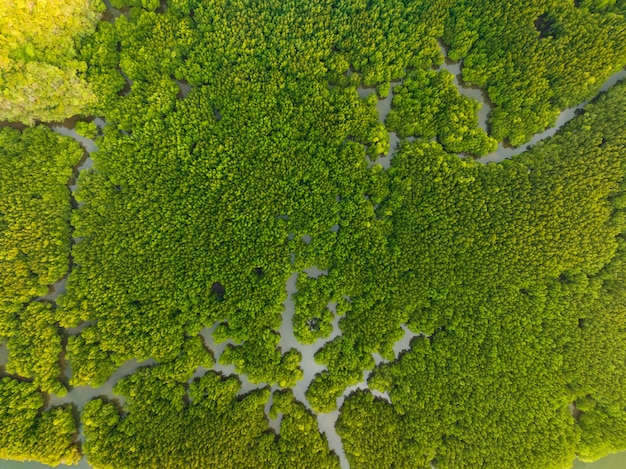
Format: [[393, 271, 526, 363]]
[[81, 336, 339, 468], [0, 127, 81, 306], [337, 79, 626, 469], [1, 0, 626, 467], [0, 126, 82, 395], [61, 0, 391, 390], [0, 377, 80, 465], [0, 0, 102, 124], [386, 68, 497, 156], [0, 126, 83, 464], [443, 0, 626, 145]]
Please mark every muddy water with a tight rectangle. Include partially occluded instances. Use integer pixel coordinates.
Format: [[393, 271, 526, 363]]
[[357, 84, 400, 168], [0, 341, 7, 367], [198, 269, 347, 462], [573, 452, 626, 469], [101, 0, 123, 21], [330, 325, 420, 410], [276, 271, 348, 463], [38, 357, 155, 460], [360, 41, 626, 166], [437, 61, 491, 133], [52, 125, 98, 154], [47, 358, 156, 412], [197, 325, 265, 397], [263, 385, 283, 432], [435, 40, 626, 163], [479, 69, 626, 163], [51, 125, 96, 194], [175, 80, 192, 98], [392, 324, 421, 357], [38, 277, 68, 302], [65, 321, 96, 336], [0, 459, 92, 469], [271, 267, 422, 468]]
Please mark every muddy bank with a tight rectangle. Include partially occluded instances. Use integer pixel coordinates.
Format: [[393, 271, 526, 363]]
[[47, 358, 156, 412], [357, 83, 401, 168], [479, 69, 626, 163]]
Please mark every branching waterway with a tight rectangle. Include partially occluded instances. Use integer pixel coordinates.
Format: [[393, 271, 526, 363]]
[[357, 42, 626, 168], [478, 68, 626, 163], [5, 55, 622, 469]]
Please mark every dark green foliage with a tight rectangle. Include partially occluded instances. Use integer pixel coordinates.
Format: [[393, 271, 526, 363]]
[[578, 0, 626, 15], [293, 275, 335, 345], [0, 126, 81, 396], [0, 126, 82, 310], [337, 80, 626, 468], [443, 0, 626, 145], [81, 337, 338, 468], [337, 390, 422, 468], [559, 84, 626, 462], [270, 390, 340, 468], [61, 0, 626, 421], [0, 377, 80, 465], [60, 0, 390, 389], [4, 302, 66, 395], [327, 0, 449, 87], [386, 68, 497, 156], [3, 0, 626, 467]]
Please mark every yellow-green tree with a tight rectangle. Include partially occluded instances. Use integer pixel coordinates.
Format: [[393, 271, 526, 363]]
[[0, 0, 104, 124], [0, 377, 80, 465]]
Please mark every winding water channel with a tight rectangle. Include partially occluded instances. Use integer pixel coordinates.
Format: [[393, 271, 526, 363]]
[[357, 41, 626, 168], [3, 43, 626, 469]]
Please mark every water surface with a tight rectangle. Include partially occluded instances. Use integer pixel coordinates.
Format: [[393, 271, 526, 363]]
[[573, 452, 626, 469], [6, 33, 626, 469]]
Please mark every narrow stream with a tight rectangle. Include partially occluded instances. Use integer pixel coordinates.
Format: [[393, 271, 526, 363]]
[[27, 123, 97, 307], [175, 80, 192, 98], [51, 124, 96, 195], [101, 0, 123, 21], [357, 85, 400, 169], [38, 277, 68, 302], [197, 325, 265, 397], [47, 358, 156, 411], [435, 39, 626, 163], [43, 357, 156, 469], [5, 40, 624, 467], [478, 68, 626, 163], [436, 61, 491, 133], [0, 341, 7, 368], [357, 42, 626, 169], [392, 324, 421, 357], [276, 270, 348, 465]]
